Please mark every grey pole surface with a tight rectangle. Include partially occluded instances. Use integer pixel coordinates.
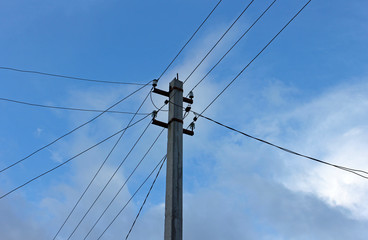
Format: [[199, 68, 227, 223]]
[[164, 77, 183, 240]]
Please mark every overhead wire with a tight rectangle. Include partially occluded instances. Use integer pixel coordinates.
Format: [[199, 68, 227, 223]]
[[198, 113, 368, 180], [0, 66, 146, 85], [152, 0, 258, 112], [0, 0, 221, 230], [124, 153, 164, 240], [150, 91, 187, 113], [1, 0, 220, 175], [0, 97, 150, 115], [169, 95, 368, 180], [96, 155, 167, 240], [183, 0, 255, 84], [0, 113, 150, 200], [188, 0, 278, 94], [1, 0, 215, 174], [61, 1, 222, 234], [197, 0, 313, 116], [0, 0, 222, 174], [52, 91, 152, 240], [1, 0, 219, 235], [0, 2, 223, 94], [150, 90, 168, 112], [82, 128, 165, 240], [157, 0, 223, 81], [65, 119, 153, 240], [0, 82, 151, 174], [0, 0, 220, 174]]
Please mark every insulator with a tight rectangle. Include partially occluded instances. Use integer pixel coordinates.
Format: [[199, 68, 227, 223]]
[[152, 79, 158, 88], [189, 122, 195, 131], [151, 110, 158, 119], [188, 91, 194, 99], [164, 100, 169, 105], [185, 104, 191, 112]]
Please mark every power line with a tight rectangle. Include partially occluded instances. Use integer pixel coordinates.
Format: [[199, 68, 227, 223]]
[[52, 91, 151, 240], [150, 90, 168, 112], [0, 97, 150, 115], [97, 155, 167, 240], [66, 120, 152, 240], [1, 1, 222, 88], [189, 0, 278, 94], [125, 152, 164, 240], [1, 0, 221, 174], [183, 0, 255, 84], [148, 0, 228, 114], [3, 2, 217, 173], [157, 0, 223, 81], [0, 83, 151, 174], [82, 128, 165, 240], [199, 113, 368, 180], [0, 66, 147, 85], [157, 0, 259, 111], [198, 0, 312, 116], [0, 114, 150, 200]]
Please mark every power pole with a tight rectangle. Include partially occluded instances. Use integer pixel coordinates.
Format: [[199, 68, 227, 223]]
[[151, 75, 194, 240]]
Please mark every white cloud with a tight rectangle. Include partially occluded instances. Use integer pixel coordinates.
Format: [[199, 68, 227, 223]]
[[0, 196, 49, 240], [264, 81, 368, 219], [49, 150, 63, 163], [35, 128, 43, 137]]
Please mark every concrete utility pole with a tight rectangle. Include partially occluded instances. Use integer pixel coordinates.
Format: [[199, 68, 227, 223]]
[[165, 78, 183, 240], [151, 76, 194, 240]]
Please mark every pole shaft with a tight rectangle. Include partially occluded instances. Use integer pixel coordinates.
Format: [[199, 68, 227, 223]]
[[164, 78, 183, 240]]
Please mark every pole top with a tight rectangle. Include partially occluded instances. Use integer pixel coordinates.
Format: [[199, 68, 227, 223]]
[[170, 75, 183, 88]]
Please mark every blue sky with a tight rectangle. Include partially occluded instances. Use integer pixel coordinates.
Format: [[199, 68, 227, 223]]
[[1, 0, 368, 239]]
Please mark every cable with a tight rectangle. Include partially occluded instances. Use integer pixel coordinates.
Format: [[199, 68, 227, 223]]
[[82, 128, 165, 240], [0, 97, 150, 115], [150, 90, 168, 112], [157, 0, 223, 81], [66, 120, 152, 240], [183, 111, 190, 119], [199, 0, 312, 116], [199, 113, 368, 180], [150, 90, 187, 113], [52, 91, 151, 240], [183, 0, 255, 84], [125, 153, 164, 240], [166, 99, 368, 181], [0, 66, 146, 85], [96, 155, 167, 240], [150, 91, 161, 110], [189, 0, 278, 94], [156, 0, 258, 110], [0, 114, 150, 200], [0, 82, 151, 174]]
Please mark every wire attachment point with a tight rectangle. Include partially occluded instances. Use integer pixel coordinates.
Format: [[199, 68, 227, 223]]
[[185, 104, 191, 112], [193, 113, 199, 122], [188, 91, 194, 99], [151, 110, 158, 119], [189, 122, 195, 131], [152, 79, 158, 88]]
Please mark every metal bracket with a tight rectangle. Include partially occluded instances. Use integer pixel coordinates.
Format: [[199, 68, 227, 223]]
[[152, 119, 194, 136], [152, 88, 169, 97], [152, 88, 193, 104]]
